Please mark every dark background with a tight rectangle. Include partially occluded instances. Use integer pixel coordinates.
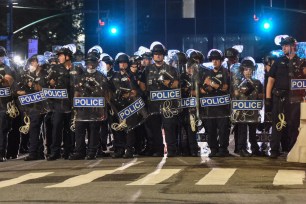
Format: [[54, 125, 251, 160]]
[[0, 0, 305, 61]]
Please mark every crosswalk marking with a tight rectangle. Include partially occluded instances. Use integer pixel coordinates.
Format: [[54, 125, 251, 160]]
[[45, 160, 143, 188], [0, 172, 53, 188], [273, 170, 305, 186], [127, 169, 181, 186], [195, 168, 236, 185]]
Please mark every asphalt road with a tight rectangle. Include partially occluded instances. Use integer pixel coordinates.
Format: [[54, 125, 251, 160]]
[[0, 154, 306, 204]]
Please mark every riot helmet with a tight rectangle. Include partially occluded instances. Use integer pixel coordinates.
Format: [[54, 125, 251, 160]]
[[207, 49, 224, 61], [150, 42, 167, 55], [225, 48, 239, 59], [0, 46, 7, 57]]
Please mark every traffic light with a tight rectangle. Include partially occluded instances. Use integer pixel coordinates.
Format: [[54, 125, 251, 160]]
[[99, 19, 105, 27], [109, 26, 118, 35], [261, 19, 272, 31]]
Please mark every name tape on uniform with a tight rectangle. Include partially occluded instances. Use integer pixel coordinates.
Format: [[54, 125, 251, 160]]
[[200, 95, 230, 107], [150, 89, 181, 101], [291, 79, 306, 90], [42, 88, 68, 99], [118, 97, 145, 120], [178, 97, 197, 108], [73, 97, 105, 108], [18, 91, 46, 105], [232, 100, 263, 110], [0, 87, 11, 97]]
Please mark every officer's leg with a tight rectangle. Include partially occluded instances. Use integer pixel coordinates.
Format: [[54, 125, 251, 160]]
[[62, 112, 73, 158], [50, 112, 64, 158], [163, 116, 178, 156], [25, 112, 44, 160], [145, 114, 163, 156], [232, 124, 239, 153], [134, 124, 146, 154], [270, 96, 283, 157], [99, 120, 108, 151], [124, 129, 136, 158], [0, 112, 8, 161], [6, 115, 20, 159], [249, 123, 262, 156], [237, 123, 248, 151], [206, 118, 218, 156], [87, 121, 100, 159], [69, 121, 87, 160], [217, 117, 230, 155], [44, 111, 53, 156], [186, 118, 199, 156]]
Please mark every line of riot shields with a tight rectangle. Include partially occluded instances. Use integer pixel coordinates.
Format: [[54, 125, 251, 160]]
[[0, 41, 305, 161]]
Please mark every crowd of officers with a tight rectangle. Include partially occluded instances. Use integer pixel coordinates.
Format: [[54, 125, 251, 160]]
[[0, 35, 305, 162]]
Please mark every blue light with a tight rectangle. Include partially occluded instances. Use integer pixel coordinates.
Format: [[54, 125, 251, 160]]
[[110, 27, 117, 34], [263, 22, 270, 29]]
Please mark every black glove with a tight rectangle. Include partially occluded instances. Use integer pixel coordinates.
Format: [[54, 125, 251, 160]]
[[265, 98, 272, 112]]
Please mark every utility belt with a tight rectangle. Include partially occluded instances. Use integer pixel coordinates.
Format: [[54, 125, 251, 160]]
[[272, 88, 288, 98]]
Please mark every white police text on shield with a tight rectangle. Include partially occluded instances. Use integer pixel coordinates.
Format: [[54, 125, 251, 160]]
[[0, 87, 11, 97], [150, 89, 181, 101], [291, 79, 306, 90], [42, 88, 68, 99], [73, 97, 105, 108], [18, 91, 46, 105], [118, 97, 145, 120], [232, 100, 263, 110], [200, 95, 230, 107]]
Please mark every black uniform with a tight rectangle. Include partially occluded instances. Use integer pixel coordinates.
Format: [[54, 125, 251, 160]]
[[140, 63, 179, 156], [269, 55, 304, 154], [72, 71, 110, 159], [0, 64, 13, 161], [48, 64, 82, 160], [17, 69, 48, 160], [204, 66, 230, 156]]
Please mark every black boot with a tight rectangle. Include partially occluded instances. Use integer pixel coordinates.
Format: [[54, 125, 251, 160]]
[[112, 148, 125, 158], [123, 148, 134, 159]]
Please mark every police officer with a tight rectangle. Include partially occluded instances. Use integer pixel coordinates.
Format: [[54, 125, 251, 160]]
[[101, 53, 115, 81], [233, 57, 264, 156], [204, 49, 231, 157], [179, 56, 200, 156], [69, 53, 110, 160], [112, 53, 139, 158], [139, 42, 180, 157], [47, 45, 81, 160], [16, 55, 48, 161], [0, 46, 14, 162], [266, 36, 306, 158]]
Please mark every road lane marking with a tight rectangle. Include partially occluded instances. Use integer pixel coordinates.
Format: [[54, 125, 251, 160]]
[[273, 170, 305, 185], [196, 168, 236, 185], [45, 160, 143, 188], [0, 172, 53, 188], [127, 169, 181, 185]]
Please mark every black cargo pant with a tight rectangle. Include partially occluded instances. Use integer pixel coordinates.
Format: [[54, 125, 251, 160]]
[[0, 111, 10, 157], [28, 111, 45, 157], [206, 117, 230, 153], [270, 95, 300, 154]]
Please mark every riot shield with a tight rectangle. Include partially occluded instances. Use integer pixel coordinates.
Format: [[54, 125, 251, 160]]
[[0, 63, 14, 113], [73, 71, 108, 121], [179, 64, 201, 132], [110, 72, 148, 132], [146, 64, 181, 118], [198, 66, 231, 119], [289, 58, 306, 103], [230, 62, 264, 123], [43, 64, 71, 113]]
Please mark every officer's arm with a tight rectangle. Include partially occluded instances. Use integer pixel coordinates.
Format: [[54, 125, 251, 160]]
[[266, 77, 275, 98]]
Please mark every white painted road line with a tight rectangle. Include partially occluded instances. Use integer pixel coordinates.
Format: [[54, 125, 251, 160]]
[[273, 170, 305, 186], [196, 168, 236, 185], [127, 169, 181, 186], [45, 160, 143, 188], [0, 172, 54, 188]]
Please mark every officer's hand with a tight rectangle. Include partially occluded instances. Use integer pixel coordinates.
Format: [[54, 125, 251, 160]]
[[17, 90, 26, 95], [27, 81, 33, 87], [50, 79, 56, 86], [204, 77, 212, 86], [163, 79, 170, 87], [265, 98, 272, 112]]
